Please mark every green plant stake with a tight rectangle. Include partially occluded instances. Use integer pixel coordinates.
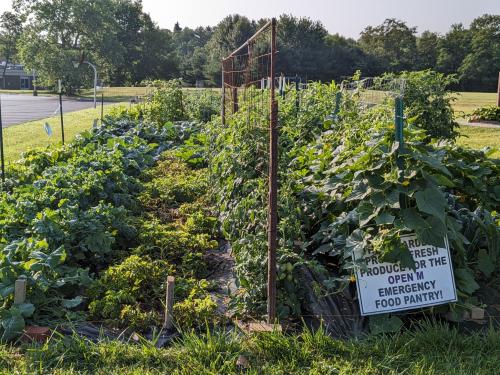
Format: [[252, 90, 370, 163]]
[[395, 96, 406, 208], [333, 91, 342, 120]]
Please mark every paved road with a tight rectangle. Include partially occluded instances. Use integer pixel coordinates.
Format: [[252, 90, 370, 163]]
[[0, 94, 98, 127], [457, 119, 500, 129]]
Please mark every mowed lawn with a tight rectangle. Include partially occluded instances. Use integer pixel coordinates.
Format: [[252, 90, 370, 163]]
[[457, 125, 500, 158], [2, 103, 125, 163], [451, 91, 497, 118]]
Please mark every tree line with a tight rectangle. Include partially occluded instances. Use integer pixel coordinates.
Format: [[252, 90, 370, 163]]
[[0, 0, 499, 92]]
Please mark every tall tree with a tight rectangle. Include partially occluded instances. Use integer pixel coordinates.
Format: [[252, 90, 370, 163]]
[[173, 25, 212, 84], [459, 14, 500, 91], [111, 1, 178, 85], [0, 11, 23, 87], [276, 15, 330, 80], [416, 31, 439, 70], [359, 19, 418, 73], [15, 0, 125, 92], [325, 34, 373, 80], [436, 24, 471, 76], [203, 15, 256, 85]]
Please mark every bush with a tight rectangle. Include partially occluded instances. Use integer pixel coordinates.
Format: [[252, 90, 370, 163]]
[[385, 70, 459, 142], [469, 106, 500, 122], [143, 79, 185, 125], [184, 90, 220, 123]]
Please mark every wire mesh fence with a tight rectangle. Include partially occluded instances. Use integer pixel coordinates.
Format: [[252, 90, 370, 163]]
[[340, 76, 405, 108], [221, 19, 279, 323]]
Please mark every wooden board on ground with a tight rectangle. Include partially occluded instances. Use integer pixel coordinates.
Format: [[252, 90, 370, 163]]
[[234, 320, 282, 333]]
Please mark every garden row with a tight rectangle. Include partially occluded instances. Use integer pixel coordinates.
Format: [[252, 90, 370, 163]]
[[209, 71, 500, 328], [0, 82, 220, 340], [0, 74, 498, 341]]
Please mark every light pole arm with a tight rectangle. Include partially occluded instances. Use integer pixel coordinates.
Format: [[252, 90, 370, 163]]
[[83, 61, 98, 108]]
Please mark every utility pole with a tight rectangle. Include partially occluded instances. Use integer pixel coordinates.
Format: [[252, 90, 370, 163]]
[[497, 71, 500, 107]]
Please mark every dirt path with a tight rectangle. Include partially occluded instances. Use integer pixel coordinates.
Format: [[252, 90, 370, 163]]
[[204, 241, 238, 317]]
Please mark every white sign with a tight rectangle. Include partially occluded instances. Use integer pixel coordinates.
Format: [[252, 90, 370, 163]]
[[355, 234, 457, 315]]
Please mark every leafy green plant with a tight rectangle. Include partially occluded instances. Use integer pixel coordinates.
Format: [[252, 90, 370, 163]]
[[173, 279, 218, 329], [209, 77, 499, 321], [87, 255, 173, 330], [142, 79, 186, 125], [469, 105, 500, 122], [383, 70, 459, 141], [0, 109, 209, 339]]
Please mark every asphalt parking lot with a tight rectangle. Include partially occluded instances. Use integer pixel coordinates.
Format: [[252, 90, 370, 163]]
[[0, 94, 97, 127]]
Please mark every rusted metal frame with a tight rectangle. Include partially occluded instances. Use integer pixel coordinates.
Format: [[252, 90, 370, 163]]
[[225, 20, 273, 59], [267, 17, 278, 324], [221, 63, 226, 125], [225, 77, 266, 88]]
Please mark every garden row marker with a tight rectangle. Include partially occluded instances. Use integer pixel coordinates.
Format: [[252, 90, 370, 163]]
[[14, 278, 27, 305], [163, 276, 175, 330], [0, 95, 4, 183], [395, 95, 406, 208]]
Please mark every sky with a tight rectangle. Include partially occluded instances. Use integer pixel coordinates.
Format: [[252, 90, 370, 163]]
[[0, 0, 499, 38]]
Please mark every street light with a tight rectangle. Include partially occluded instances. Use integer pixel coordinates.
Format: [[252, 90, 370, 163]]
[[73, 60, 98, 108]]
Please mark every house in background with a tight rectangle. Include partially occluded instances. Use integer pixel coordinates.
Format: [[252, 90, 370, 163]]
[[0, 63, 34, 90]]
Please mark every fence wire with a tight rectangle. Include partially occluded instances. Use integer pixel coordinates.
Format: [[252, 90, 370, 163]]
[[340, 76, 405, 109]]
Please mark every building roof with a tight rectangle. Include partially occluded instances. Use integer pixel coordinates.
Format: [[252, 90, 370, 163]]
[[0, 63, 32, 77]]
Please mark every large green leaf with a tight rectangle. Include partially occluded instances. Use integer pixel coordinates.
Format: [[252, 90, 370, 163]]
[[454, 268, 480, 295], [17, 303, 35, 318], [477, 249, 494, 278], [0, 311, 25, 342], [345, 229, 367, 258], [61, 296, 84, 309], [369, 314, 403, 335], [415, 187, 447, 224], [375, 211, 395, 225], [416, 216, 447, 248], [381, 240, 416, 270], [401, 208, 430, 231]]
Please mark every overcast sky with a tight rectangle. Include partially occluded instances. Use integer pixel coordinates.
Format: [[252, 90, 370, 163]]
[[1, 0, 499, 38]]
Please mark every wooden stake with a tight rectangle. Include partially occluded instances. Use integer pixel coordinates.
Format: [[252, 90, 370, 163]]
[[14, 279, 27, 305], [163, 276, 175, 330]]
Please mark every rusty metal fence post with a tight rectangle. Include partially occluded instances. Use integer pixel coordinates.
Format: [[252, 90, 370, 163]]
[[267, 18, 278, 324], [221, 68, 226, 125], [221, 18, 278, 324], [0, 95, 4, 184]]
